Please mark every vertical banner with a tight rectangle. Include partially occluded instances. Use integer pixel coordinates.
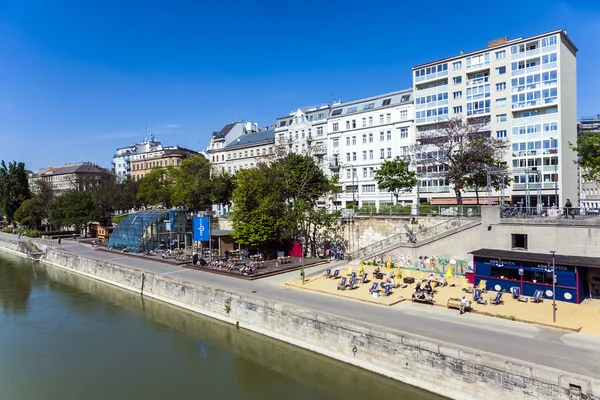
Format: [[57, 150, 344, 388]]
[[193, 217, 210, 242], [169, 210, 175, 231]]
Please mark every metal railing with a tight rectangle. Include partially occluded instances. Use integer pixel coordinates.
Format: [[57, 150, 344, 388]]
[[500, 206, 600, 220], [354, 205, 482, 217], [346, 216, 478, 261]]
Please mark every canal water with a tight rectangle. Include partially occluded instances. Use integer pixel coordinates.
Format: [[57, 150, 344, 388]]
[[0, 251, 446, 400]]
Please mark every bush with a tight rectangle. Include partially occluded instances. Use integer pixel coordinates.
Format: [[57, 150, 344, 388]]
[[391, 204, 412, 215], [112, 213, 130, 225], [419, 202, 433, 215]]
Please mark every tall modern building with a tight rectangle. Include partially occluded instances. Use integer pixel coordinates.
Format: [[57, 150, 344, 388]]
[[326, 89, 414, 210], [412, 29, 578, 207], [112, 135, 163, 182]]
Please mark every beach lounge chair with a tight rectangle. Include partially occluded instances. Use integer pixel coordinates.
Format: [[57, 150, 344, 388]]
[[490, 291, 503, 305], [337, 277, 347, 290], [511, 287, 529, 302], [347, 278, 357, 290], [369, 282, 379, 294], [324, 269, 331, 278], [384, 284, 392, 296], [360, 273, 369, 284], [477, 280, 487, 293], [351, 272, 357, 281], [473, 289, 487, 305], [332, 270, 340, 279], [532, 290, 544, 303]]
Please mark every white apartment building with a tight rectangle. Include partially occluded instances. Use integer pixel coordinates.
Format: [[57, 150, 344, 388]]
[[218, 129, 275, 174], [112, 134, 163, 182], [274, 105, 330, 170], [412, 29, 578, 207], [326, 89, 414, 210], [208, 121, 260, 171]]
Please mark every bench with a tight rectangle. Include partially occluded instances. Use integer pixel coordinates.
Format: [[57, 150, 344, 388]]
[[447, 297, 471, 312]]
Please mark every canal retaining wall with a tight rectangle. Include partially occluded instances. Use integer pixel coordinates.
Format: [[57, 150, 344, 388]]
[[0, 239, 597, 400]]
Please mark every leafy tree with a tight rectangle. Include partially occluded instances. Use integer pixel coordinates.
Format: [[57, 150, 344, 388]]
[[464, 143, 511, 205], [136, 168, 175, 208], [48, 190, 101, 235], [570, 131, 600, 183], [13, 197, 47, 229], [170, 155, 212, 211], [210, 170, 235, 210], [0, 160, 31, 224], [116, 178, 142, 211], [412, 117, 505, 205], [374, 157, 418, 204]]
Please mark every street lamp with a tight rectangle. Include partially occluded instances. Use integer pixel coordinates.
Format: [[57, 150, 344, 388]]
[[548, 250, 557, 323]]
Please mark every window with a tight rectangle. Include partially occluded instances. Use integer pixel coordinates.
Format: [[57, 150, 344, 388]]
[[453, 76, 462, 84], [352, 152, 357, 161], [495, 50, 506, 60], [495, 66, 506, 75], [369, 150, 374, 160], [368, 133, 373, 143], [400, 110, 408, 120], [452, 61, 462, 70], [363, 151, 367, 160], [453, 106, 463, 114], [362, 134, 367, 144], [346, 169, 351, 179], [301, 130, 305, 139], [346, 137, 351, 146], [387, 148, 392, 158], [379, 114, 384, 124], [332, 122, 339, 132], [347, 106, 358, 114], [352, 136, 356, 145], [362, 118, 367, 127], [386, 113, 391, 123], [331, 109, 342, 116], [380, 149, 385, 159], [496, 130, 507, 138], [496, 82, 506, 91], [370, 167, 375, 177], [496, 98, 506, 107], [250, 150, 254, 156], [382, 99, 391, 106], [399, 128, 408, 138], [363, 168, 368, 178], [332, 138, 339, 148], [346, 121, 350, 130], [511, 234, 528, 250], [386, 130, 392, 140], [496, 114, 507, 122], [453, 91, 462, 99], [380, 132, 385, 141], [362, 184, 376, 193], [352, 120, 356, 128], [368, 116, 373, 126], [317, 126, 323, 136], [364, 103, 375, 110]]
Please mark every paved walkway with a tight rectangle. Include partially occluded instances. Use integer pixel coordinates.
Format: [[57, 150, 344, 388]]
[[3, 232, 600, 378]]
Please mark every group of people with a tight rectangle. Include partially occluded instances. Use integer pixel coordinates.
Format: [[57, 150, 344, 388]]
[[239, 264, 255, 275]]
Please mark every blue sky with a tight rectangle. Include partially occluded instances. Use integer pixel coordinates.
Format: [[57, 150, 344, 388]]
[[1, 0, 599, 172]]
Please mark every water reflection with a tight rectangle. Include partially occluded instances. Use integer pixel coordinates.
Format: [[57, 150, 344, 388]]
[[0, 255, 37, 316], [0, 252, 446, 400]]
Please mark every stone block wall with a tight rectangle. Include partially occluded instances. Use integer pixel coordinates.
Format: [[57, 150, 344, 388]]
[[39, 248, 599, 400]]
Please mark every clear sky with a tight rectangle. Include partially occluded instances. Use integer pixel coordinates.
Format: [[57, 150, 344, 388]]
[[1, 0, 599, 172]]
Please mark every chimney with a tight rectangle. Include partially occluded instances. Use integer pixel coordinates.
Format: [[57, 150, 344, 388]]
[[460, 50, 464, 55]]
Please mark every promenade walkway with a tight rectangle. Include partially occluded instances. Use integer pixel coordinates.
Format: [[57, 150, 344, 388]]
[[2, 232, 600, 379]]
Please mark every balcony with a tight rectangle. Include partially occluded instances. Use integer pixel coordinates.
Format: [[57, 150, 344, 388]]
[[415, 115, 449, 126], [419, 186, 450, 193], [466, 61, 490, 72], [329, 162, 341, 172], [466, 76, 489, 86], [415, 84, 449, 97], [312, 145, 327, 156], [415, 70, 448, 83]]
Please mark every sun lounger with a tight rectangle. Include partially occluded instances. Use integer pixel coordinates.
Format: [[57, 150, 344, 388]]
[[360, 273, 369, 284], [324, 269, 331, 278], [369, 282, 379, 294], [384, 284, 392, 296], [490, 291, 503, 305], [510, 287, 529, 302], [337, 277, 347, 290], [351, 272, 357, 281], [473, 289, 488, 305], [332, 269, 340, 279], [347, 278, 357, 290], [532, 289, 544, 303], [477, 279, 487, 293]]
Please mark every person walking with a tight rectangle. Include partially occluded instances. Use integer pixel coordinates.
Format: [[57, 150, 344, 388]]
[[564, 199, 574, 219]]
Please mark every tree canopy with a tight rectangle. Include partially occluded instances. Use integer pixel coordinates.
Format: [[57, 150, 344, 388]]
[[374, 157, 417, 204], [0, 161, 31, 224], [136, 168, 175, 208], [170, 155, 212, 211], [570, 131, 600, 183]]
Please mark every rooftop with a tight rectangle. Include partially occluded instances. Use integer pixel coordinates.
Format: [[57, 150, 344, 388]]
[[212, 122, 238, 140], [224, 130, 275, 150], [329, 88, 413, 117]]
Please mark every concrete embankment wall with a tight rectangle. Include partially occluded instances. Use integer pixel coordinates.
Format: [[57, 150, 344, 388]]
[[0, 238, 597, 400]]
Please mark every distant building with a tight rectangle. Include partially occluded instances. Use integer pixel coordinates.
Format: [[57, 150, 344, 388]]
[[219, 129, 275, 174], [130, 146, 199, 181], [29, 162, 111, 195], [112, 134, 163, 182], [578, 115, 600, 209], [208, 121, 260, 171]]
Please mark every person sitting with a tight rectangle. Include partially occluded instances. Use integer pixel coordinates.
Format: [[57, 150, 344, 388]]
[[415, 281, 422, 292], [424, 282, 433, 293], [373, 266, 381, 277], [459, 296, 470, 314]]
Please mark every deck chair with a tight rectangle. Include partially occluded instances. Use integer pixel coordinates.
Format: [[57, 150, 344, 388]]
[[351, 272, 357, 281], [369, 282, 379, 294], [510, 287, 520, 299], [347, 278, 357, 290], [332, 270, 340, 279], [384, 284, 392, 296], [324, 269, 331, 278], [473, 289, 487, 305], [490, 291, 503, 305], [337, 277, 347, 290], [477, 279, 487, 293], [532, 290, 544, 303], [360, 273, 369, 284]]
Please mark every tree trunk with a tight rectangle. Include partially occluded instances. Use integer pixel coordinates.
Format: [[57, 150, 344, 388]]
[[474, 189, 480, 205], [454, 185, 463, 205]]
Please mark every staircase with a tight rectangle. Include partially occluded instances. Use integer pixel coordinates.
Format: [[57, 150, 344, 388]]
[[346, 217, 480, 261]]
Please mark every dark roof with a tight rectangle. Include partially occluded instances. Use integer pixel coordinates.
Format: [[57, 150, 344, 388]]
[[224, 130, 275, 150], [163, 147, 198, 157], [470, 248, 600, 269], [212, 122, 237, 139], [47, 163, 107, 176]]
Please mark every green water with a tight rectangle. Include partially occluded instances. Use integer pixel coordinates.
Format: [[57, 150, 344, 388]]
[[0, 252, 446, 400]]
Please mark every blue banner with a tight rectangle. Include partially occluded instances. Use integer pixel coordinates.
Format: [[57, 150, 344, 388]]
[[193, 217, 210, 241], [169, 210, 175, 232]]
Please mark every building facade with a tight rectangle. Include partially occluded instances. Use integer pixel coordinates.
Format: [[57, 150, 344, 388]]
[[326, 89, 414, 210], [112, 135, 163, 182], [208, 121, 260, 172], [217, 129, 275, 174], [29, 162, 111, 195], [578, 115, 600, 209], [130, 147, 198, 181], [412, 29, 578, 207]]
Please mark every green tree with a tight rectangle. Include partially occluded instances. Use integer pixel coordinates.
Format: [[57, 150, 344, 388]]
[[48, 190, 100, 235], [570, 131, 600, 183], [464, 142, 512, 205], [13, 197, 47, 229], [210, 170, 235, 211], [136, 168, 175, 208], [170, 155, 212, 211], [373, 157, 417, 204], [0, 161, 31, 224]]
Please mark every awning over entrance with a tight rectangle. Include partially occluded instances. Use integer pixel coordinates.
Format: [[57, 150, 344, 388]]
[[470, 248, 600, 270]]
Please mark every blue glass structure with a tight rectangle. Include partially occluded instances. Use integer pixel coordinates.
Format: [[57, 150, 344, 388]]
[[108, 209, 191, 252]]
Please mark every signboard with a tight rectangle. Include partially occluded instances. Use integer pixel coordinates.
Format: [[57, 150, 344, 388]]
[[169, 210, 175, 232], [193, 217, 210, 242]]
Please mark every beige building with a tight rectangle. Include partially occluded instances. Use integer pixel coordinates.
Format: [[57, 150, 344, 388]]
[[412, 29, 578, 207], [29, 162, 110, 195], [214, 129, 275, 174], [131, 147, 198, 181]]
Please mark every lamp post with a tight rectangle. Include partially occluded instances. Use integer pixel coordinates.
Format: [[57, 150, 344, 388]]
[[549, 250, 557, 323]]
